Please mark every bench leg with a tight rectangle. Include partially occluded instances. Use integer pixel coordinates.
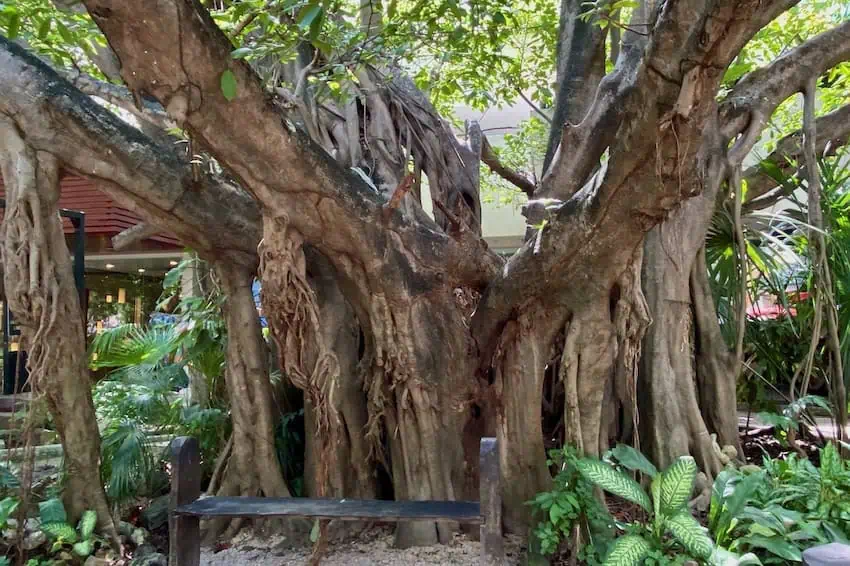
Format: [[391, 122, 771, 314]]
[[480, 437, 504, 564], [169, 437, 202, 566]]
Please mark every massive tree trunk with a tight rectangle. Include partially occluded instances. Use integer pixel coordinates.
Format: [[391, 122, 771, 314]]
[[205, 261, 299, 540], [303, 252, 375, 501], [0, 117, 118, 544], [2, 0, 850, 550]]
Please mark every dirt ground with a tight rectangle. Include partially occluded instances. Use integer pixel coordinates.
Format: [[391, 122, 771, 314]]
[[201, 527, 526, 565]]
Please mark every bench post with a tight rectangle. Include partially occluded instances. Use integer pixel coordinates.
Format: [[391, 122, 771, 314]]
[[479, 437, 504, 564], [169, 436, 201, 566]]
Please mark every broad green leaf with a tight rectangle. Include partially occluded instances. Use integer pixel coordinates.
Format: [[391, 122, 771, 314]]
[[741, 534, 802, 562], [665, 511, 713, 559], [55, 20, 73, 43], [651, 474, 662, 521], [725, 472, 764, 519], [658, 456, 697, 515], [709, 469, 736, 530], [297, 4, 321, 30], [220, 69, 238, 101], [0, 497, 19, 524], [72, 539, 94, 557], [231, 47, 253, 59], [0, 465, 18, 489], [309, 519, 320, 543], [78, 509, 97, 540], [39, 498, 67, 524], [41, 521, 78, 543], [37, 18, 51, 40], [576, 459, 651, 512], [602, 535, 651, 566], [738, 506, 786, 535], [6, 12, 20, 38], [610, 444, 658, 477]]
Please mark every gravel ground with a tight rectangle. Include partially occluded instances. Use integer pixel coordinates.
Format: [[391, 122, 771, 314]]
[[201, 527, 525, 565]]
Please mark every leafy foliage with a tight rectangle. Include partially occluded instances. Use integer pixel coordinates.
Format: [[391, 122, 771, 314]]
[[708, 443, 850, 564], [533, 445, 716, 564], [528, 446, 614, 558], [90, 257, 230, 503], [39, 500, 99, 558], [576, 452, 714, 565]]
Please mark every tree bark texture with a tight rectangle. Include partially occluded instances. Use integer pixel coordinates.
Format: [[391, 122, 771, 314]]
[[0, 0, 849, 546], [0, 117, 118, 544], [205, 261, 300, 541]]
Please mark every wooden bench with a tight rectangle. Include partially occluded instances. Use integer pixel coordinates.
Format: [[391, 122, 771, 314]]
[[168, 436, 505, 565]]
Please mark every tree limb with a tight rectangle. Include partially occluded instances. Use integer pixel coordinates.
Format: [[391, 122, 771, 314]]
[[741, 103, 850, 207], [80, 0, 500, 292], [480, 136, 536, 196], [720, 21, 850, 143], [0, 36, 261, 269], [112, 223, 159, 250]]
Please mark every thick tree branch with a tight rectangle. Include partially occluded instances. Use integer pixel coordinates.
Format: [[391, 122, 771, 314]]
[[741, 104, 850, 207], [80, 0, 499, 292], [0, 36, 260, 269], [65, 70, 174, 130], [720, 21, 850, 142], [112, 223, 159, 251], [480, 136, 536, 196]]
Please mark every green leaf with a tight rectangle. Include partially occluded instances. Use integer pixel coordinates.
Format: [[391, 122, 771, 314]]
[[220, 69, 238, 101], [78, 509, 97, 540], [72, 539, 94, 557], [737, 506, 786, 535], [39, 498, 67, 524], [297, 4, 322, 30], [6, 12, 20, 39], [41, 521, 78, 543], [37, 18, 51, 40], [658, 456, 697, 515], [576, 459, 651, 512], [725, 472, 763, 519], [0, 497, 20, 524], [493, 11, 506, 25], [665, 511, 713, 559], [309, 519, 320, 543], [610, 444, 658, 477], [231, 47, 253, 59], [55, 20, 73, 43], [741, 534, 802, 562], [0, 465, 18, 489], [602, 535, 651, 566]]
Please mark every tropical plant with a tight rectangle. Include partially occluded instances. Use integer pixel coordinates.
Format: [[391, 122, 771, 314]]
[[38, 499, 99, 558], [528, 445, 614, 559], [575, 450, 714, 565], [707, 443, 850, 564], [0, 497, 19, 531]]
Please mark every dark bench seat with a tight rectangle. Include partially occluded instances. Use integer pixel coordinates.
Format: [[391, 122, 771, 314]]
[[177, 496, 483, 523], [168, 436, 504, 565]]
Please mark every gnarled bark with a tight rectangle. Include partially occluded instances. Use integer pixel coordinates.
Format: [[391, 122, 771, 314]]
[[206, 261, 301, 541], [0, 117, 118, 545]]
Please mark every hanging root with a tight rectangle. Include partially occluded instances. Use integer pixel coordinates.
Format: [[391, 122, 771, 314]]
[[259, 215, 341, 558]]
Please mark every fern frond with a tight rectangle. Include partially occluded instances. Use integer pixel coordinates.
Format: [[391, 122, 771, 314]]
[[658, 456, 697, 514], [602, 535, 652, 566], [576, 459, 651, 511], [665, 511, 714, 560]]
